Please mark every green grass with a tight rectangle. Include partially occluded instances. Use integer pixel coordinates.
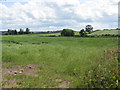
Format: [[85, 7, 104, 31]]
[[36, 32, 61, 36], [2, 34, 119, 88], [89, 30, 119, 35], [34, 32, 80, 36], [36, 30, 119, 37]]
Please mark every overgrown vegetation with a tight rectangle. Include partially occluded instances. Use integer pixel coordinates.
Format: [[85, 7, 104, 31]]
[[2, 34, 119, 88]]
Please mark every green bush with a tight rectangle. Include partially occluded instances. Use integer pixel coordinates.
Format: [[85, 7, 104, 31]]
[[79, 29, 87, 37], [61, 29, 74, 36]]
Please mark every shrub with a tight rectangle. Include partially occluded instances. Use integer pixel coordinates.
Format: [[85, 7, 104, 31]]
[[61, 29, 74, 36], [79, 29, 87, 37]]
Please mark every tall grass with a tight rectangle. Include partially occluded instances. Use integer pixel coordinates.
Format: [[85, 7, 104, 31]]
[[2, 35, 119, 88]]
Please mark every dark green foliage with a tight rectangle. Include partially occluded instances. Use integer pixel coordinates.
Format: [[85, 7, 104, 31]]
[[7, 29, 18, 35], [61, 29, 74, 36], [6, 28, 31, 35], [79, 29, 87, 37], [85, 25, 93, 34], [4, 32, 9, 35], [19, 28, 24, 34], [14, 30, 18, 35], [25, 28, 30, 34]]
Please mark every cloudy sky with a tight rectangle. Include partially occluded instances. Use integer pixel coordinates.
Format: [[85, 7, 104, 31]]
[[0, 0, 119, 31]]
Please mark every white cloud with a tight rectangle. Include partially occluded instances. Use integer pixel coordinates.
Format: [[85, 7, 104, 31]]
[[0, 0, 119, 31]]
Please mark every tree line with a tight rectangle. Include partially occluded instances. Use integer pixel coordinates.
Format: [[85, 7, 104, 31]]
[[3, 25, 93, 36], [61, 25, 93, 37], [5, 28, 32, 35]]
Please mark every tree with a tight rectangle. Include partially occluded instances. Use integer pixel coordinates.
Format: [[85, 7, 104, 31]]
[[8, 29, 11, 35], [61, 29, 74, 36], [79, 29, 86, 37], [19, 28, 24, 34], [25, 28, 30, 34], [85, 25, 93, 34], [4, 32, 9, 35], [14, 30, 18, 35], [7, 29, 17, 35], [8, 29, 10, 33]]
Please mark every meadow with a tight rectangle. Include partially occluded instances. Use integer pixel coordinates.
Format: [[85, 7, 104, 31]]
[[88, 30, 119, 36], [2, 34, 119, 88]]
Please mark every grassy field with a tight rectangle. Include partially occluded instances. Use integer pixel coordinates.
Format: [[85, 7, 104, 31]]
[[89, 30, 119, 36], [36, 31, 80, 36], [36, 33, 61, 36], [35, 30, 119, 37], [2, 34, 119, 88]]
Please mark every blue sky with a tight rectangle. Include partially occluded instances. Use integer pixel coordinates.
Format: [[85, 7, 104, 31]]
[[0, 0, 119, 31]]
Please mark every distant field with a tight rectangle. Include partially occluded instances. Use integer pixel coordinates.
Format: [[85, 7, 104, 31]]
[[37, 33, 61, 36], [37, 32, 79, 36], [89, 30, 119, 35], [36, 30, 119, 37], [2, 34, 119, 88]]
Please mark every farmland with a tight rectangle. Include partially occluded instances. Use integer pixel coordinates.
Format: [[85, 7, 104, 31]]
[[32, 30, 119, 37], [89, 30, 119, 36], [2, 34, 119, 88]]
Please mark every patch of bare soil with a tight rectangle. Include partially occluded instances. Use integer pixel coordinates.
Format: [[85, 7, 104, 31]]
[[54, 78, 70, 88], [3, 64, 38, 77], [2, 64, 39, 88], [55, 78, 62, 82], [58, 80, 70, 88]]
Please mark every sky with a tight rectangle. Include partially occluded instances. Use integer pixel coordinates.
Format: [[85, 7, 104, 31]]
[[0, 0, 119, 31]]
